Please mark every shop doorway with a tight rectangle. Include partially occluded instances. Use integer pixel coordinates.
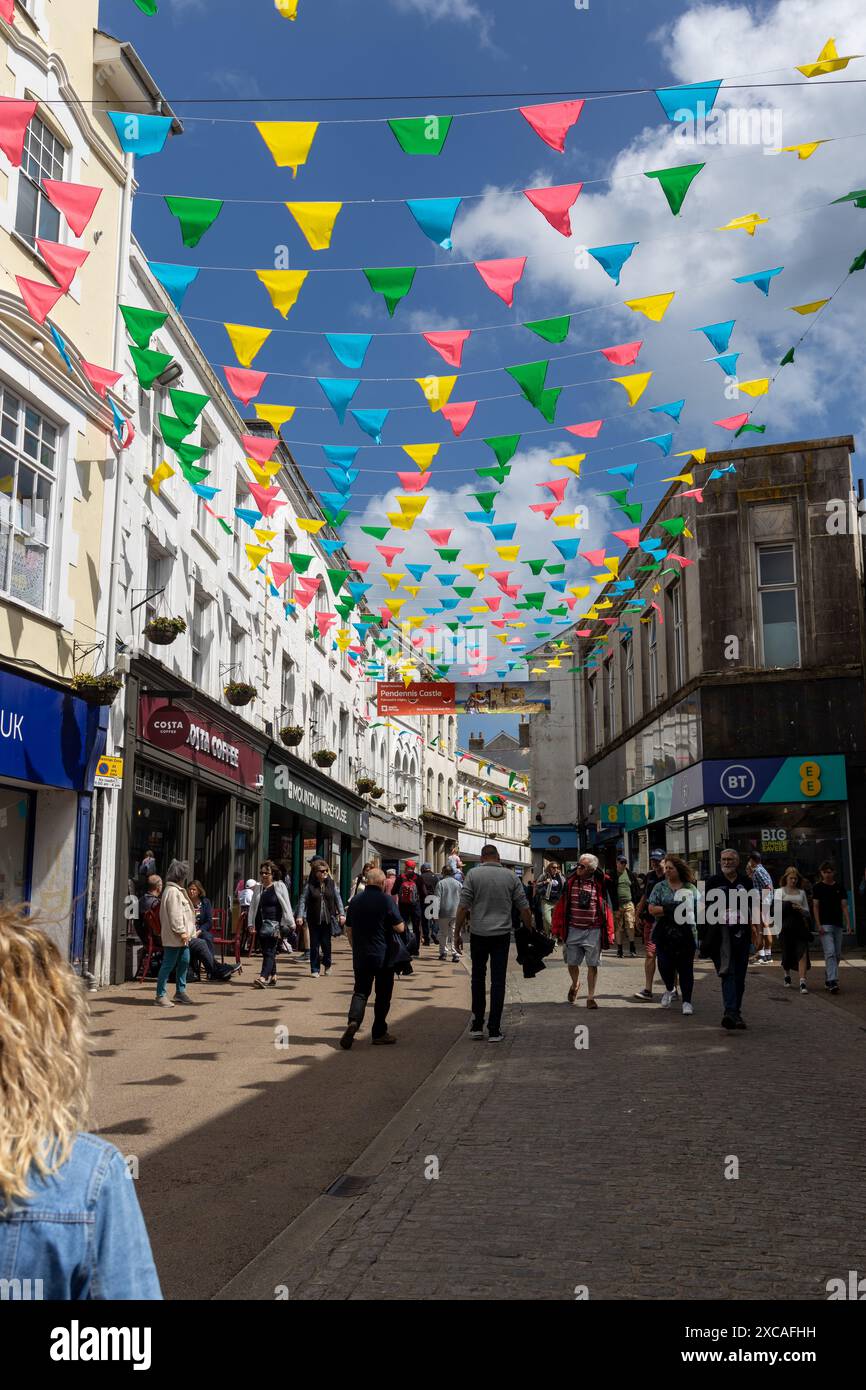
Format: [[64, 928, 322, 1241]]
[[131, 800, 182, 890], [194, 791, 231, 911], [0, 785, 33, 907]]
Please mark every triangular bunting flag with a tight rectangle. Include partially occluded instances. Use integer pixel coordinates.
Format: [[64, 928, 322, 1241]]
[[364, 265, 416, 316], [255, 121, 318, 175], [42, 179, 102, 236], [422, 329, 470, 366], [164, 195, 223, 248], [256, 269, 307, 318], [225, 323, 271, 368], [285, 201, 342, 250], [522, 183, 583, 236], [518, 99, 584, 152], [644, 163, 704, 216], [474, 258, 526, 306]]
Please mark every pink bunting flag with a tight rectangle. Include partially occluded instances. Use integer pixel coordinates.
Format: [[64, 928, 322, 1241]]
[[612, 527, 641, 548], [582, 548, 606, 566], [347, 558, 370, 574], [602, 617, 618, 627], [224, 366, 267, 406], [564, 596, 578, 610], [474, 257, 527, 307], [667, 554, 695, 568], [269, 561, 294, 587], [376, 545, 404, 566], [650, 601, 664, 624], [538, 478, 569, 503], [426, 528, 452, 545], [489, 570, 511, 587], [380, 606, 393, 628], [396, 471, 431, 492], [713, 413, 749, 430], [42, 179, 102, 237], [529, 501, 559, 520], [522, 183, 583, 237], [491, 619, 507, 629], [80, 359, 123, 398], [315, 612, 336, 638], [576, 629, 592, 637], [423, 329, 471, 367], [1, 1, 15, 24], [16, 275, 63, 326], [565, 419, 603, 438], [500, 584, 521, 599], [600, 340, 643, 367], [411, 632, 425, 648], [0, 97, 37, 167], [242, 433, 280, 463], [679, 487, 705, 503], [247, 480, 287, 518], [484, 596, 502, 611], [519, 99, 585, 153], [35, 239, 89, 293], [440, 401, 476, 436]]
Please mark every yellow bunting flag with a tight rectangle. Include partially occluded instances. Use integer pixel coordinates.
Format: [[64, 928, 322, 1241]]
[[275, 0, 299, 17], [716, 213, 768, 236], [246, 543, 271, 569], [296, 518, 325, 533], [148, 460, 174, 495], [387, 512, 416, 530], [596, 599, 613, 610], [568, 584, 591, 598], [403, 585, 422, 598], [796, 38, 862, 79], [381, 572, 405, 591], [623, 292, 674, 322], [225, 322, 271, 367], [612, 371, 653, 406], [254, 528, 277, 545], [384, 596, 406, 615], [247, 459, 281, 484], [285, 202, 343, 251], [547, 658, 562, 669], [464, 563, 487, 579], [401, 442, 441, 470], [551, 453, 585, 475], [737, 378, 770, 397], [468, 605, 488, 614], [397, 495, 428, 516], [674, 447, 707, 463], [415, 375, 457, 412], [663, 472, 695, 485], [779, 141, 825, 160], [255, 403, 296, 432], [789, 299, 829, 315], [256, 269, 308, 318], [553, 513, 580, 528], [496, 545, 521, 561], [255, 121, 318, 175], [603, 557, 620, 576]]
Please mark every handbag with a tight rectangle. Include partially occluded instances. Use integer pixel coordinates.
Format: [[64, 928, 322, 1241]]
[[386, 929, 411, 969]]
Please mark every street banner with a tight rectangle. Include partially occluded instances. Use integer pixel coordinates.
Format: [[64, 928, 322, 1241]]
[[454, 681, 550, 714], [376, 682, 456, 715]]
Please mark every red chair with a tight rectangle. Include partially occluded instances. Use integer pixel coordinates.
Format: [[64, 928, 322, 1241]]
[[210, 907, 241, 965]]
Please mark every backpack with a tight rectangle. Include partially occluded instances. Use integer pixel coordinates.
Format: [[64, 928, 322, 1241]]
[[399, 875, 419, 909], [144, 903, 162, 941]]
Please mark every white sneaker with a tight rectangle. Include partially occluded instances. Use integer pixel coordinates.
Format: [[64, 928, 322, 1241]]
[[660, 990, 673, 1007], [682, 1002, 694, 1016], [323, 967, 331, 976], [670, 988, 679, 1000]]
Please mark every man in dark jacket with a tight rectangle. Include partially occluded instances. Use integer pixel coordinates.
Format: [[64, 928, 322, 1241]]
[[419, 861, 441, 947], [341, 869, 404, 1048], [703, 849, 760, 1030]]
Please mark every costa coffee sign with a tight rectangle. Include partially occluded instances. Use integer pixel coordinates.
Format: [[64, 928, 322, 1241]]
[[139, 697, 263, 791]]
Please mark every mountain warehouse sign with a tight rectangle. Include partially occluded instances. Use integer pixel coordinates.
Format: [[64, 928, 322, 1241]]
[[267, 760, 361, 836]]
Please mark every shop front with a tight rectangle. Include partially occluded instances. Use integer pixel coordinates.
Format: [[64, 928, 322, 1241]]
[[0, 665, 106, 963], [366, 806, 422, 877], [530, 824, 579, 875], [264, 754, 365, 902]]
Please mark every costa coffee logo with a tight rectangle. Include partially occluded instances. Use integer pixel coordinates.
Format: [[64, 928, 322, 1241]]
[[146, 708, 191, 749]]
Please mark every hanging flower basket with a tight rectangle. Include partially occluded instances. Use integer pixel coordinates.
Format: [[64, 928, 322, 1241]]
[[279, 725, 304, 747], [370, 785, 385, 800], [312, 749, 338, 768], [356, 775, 376, 794], [145, 615, 187, 646], [224, 681, 256, 708], [70, 672, 123, 707], [393, 801, 408, 814]]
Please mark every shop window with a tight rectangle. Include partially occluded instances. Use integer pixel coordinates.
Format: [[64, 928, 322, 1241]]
[[622, 635, 635, 727], [757, 543, 800, 668], [0, 386, 57, 611], [0, 787, 33, 907], [15, 114, 64, 246], [134, 765, 187, 808]]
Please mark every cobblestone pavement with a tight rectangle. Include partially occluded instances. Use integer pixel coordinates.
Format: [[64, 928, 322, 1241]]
[[271, 948, 866, 1300]]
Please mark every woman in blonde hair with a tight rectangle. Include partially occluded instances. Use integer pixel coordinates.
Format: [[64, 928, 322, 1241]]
[[0, 907, 161, 1298], [775, 866, 812, 993]]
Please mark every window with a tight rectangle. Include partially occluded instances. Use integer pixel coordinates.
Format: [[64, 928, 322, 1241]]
[[437, 773, 445, 811], [647, 619, 659, 708], [195, 433, 217, 543], [232, 476, 247, 574], [606, 656, 617, 741], [150, 382, 170, 478], [15, 115, 64, 246], [623, 636, 635, 727], [0, 386, 57, 610], [282, 527, 297, 603], [281, 654, 296, 720], [447, 777, 454, 814], [144, 542, 170, 631], [338, 708, 349, 782], [670, 582, 686, 689], [229, 623, 245, 681], [426, 768, 434, 808], [191, 592, 209, 686], [757, 543, 800, 668], [448, 716, 455, 755], [589, 676, 601, 751]]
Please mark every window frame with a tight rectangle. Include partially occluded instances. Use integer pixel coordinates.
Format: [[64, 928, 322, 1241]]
[[670, 581, 686, 689], [190, 590, 209, 687], [756, 541, 801, 669], [0, 384, 59, 613], [606, 654, 617, 741], [14, 112, 65, 248], [647, 618, 659, 708], [622, 635, 635, 727]]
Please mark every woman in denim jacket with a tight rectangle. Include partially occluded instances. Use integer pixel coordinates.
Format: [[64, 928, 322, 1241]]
[[0, 907, 161, 1299]]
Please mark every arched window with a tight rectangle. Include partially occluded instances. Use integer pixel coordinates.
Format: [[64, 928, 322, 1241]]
[[408, 756, 418, 816], [437, 772, 445, 811], [368, 735, 377, 778], [426, 767, 434, 808], [447, 777, 454, 814], [448, 716, 455, 755]]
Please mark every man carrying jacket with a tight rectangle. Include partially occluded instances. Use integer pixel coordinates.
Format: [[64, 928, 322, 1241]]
[[551, 853, 615, 1010], [703, 849, 760, 1030], [341, 869, 404, 1048]]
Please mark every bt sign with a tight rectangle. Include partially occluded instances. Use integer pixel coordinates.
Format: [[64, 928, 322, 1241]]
[[720, 764, 756, 800]]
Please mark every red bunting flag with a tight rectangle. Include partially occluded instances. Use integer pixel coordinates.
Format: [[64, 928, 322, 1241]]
[[440, 400, 476, 436], [519, 99, 585, 152], [347, 558, 370, 573], [713, 412, 749, 430], [600, 340, 643, 366], [1, 1, 15, 24], [529, 501, 559, 520], [679, 487, 705, 502], [426, 528, 452, 544], [0, 97, 37, 167], [522, 183, 583, 237], [474, 257, 527, 307], [80, 360, 123, 398], [612, 527, 641, 547], [484, 596, 503, 611], [35, 239, 89, 293], [315, 612, 336, 638], [224, 366, 267, 405], [16, 275, 63, 326], [396, 471, 431, 492], [376, 545, 404, 566], [538, 478, 569, 502], [667, 554, 695, 568], [42, 179, 102, 237], [565, 419, 603, 438], [241, 433, 280, 463], [423, 329, 471, 367], [269, 562, 295, 587], [582, 548, 607, 566], [247, 480, 287, 517]]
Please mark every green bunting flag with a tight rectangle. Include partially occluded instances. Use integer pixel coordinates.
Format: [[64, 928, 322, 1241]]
[[735, 423, 766, 437], [832, 188, 866, 209], [133, 0, 159, 12], [363, 266, 416, 316], [525, 559, 547, 576], [524, 315, 570, 344], [601, 489, 631, 505], [436, 547, 460, 561], [216, 517, 233, 535], [476, 464, 512, 483], [523, 592, 546, 610], [164, 196, 224, 249], [484, 435, 521, 467], [545, 563, 566, 575], [170, 388, 210, 427], [288, 552, 314, 573], [323, 507, 350, 528], [129, 345, 173, 391], [779, 346, 796, 365], [178, 460, 210, 485], [658, 517, 687, 536], [644, 162, 705, 216], [453, 586, 475, 599], [158, 413, 195, 450], [175, 442, 208, 467], [120, 304, 168, 349], [506, 359, 549, 407], [537, 387, 561, 423], [849, 249, 866, 272], [361, 525, 390, 539], [472, 491, 498, 513], [617, 502, 644, 524], [388, 116, 453, 156]]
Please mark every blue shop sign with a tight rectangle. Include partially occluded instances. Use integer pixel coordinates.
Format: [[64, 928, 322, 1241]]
[[703, 755, 846, 805], [530, 824, 578, 851], [0, 668, 107, 792]]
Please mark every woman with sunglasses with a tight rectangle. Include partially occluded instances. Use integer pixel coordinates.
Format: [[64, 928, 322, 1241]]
[[647, 855, 699, 1015], [296, 859, 345, 977], [248, 861, 296, 989]]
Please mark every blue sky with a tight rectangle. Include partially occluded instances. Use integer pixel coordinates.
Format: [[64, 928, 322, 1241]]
[[102, 0, 866, 751]]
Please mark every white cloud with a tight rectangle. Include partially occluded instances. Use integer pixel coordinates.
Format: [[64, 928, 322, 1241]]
[[390, 0, 495, 49]]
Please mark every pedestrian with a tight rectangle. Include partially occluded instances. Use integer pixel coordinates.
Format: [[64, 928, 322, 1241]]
[[551, 853, 615, 1011], [613, 853, 640, 958], [447, 849, 462, 876], [340, 868, 406, 1048], [296, 860, 345, 978], [353, 861, 376, 897], [155, 860, 195, 1008], [435, 865, 462, 962], [775, 867, 812, 993], [383, 867, 397, 896], [136, 873, 162, 953], [811, 861, 851, 995], [137, 848, 157, 885], [248, 860, 296, 989], [536, 860, 566, 936], [702, 849, 760, 1030], [455, 844, 533, 1041], [647, 855, 698, 1015], [391, 859, 422, 971], [747, 852, 775, 964], [0, 907, 162, 1298], [633, 849, 667, 1000], [186, 880, 240, 983], [419, 861, 441, 946]]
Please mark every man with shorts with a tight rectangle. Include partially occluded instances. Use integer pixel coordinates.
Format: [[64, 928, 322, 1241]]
[[551, 853, 615, 1009], [634, 849, 667, 1000]]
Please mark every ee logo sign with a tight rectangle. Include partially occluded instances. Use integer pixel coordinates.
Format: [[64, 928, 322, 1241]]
[[799, 760, 822, 797]]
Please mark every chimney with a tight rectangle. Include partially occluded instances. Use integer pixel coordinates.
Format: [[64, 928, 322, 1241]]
[[518, 720, 530, 748], [468, 732, 484, 753]]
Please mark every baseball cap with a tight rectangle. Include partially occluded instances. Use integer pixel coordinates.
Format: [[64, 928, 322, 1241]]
[[421, 861, 432, 871], [650, 849, 665, 861], [616, 853, 628, 863], [245, 879, 257, 889], [405, 859, 416, 869]]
